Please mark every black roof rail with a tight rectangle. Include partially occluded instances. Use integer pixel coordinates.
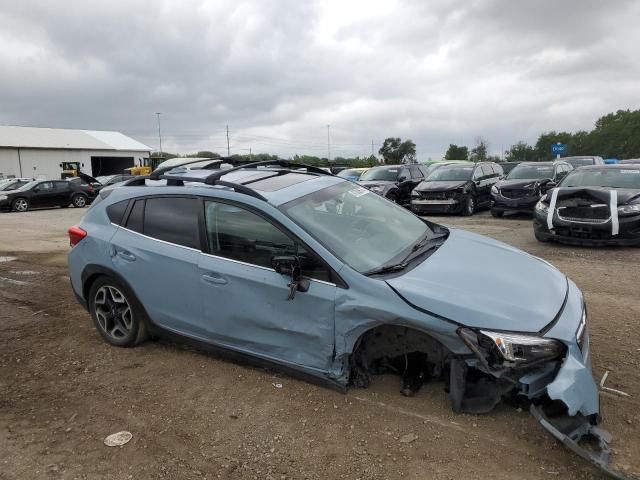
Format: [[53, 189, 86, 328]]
[[202, 159, 333, 184], [149, 157, 235, 180], [121, 158, 331, 202]]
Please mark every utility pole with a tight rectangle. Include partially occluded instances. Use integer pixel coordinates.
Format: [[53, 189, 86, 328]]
[[226, 125, 230, 156], [155, 113, 163, 158], [327, 124, 331, 162]]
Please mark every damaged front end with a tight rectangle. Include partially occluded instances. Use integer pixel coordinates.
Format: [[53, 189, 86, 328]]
[[452, 288, 626, 478]]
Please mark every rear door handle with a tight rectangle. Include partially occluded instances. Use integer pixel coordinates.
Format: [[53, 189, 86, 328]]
[[116, 250, 136, 262], [201, 273, 228, 285]]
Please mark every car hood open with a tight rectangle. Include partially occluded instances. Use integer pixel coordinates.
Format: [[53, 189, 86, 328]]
[[385, 229, 568, 332]]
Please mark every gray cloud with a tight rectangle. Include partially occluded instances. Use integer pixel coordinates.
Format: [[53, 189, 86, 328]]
[[0, 0, 639, 159]]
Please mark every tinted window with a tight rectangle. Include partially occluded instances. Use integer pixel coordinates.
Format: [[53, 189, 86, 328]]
[[481, 165, 493, 177], [492, 164, 503, 176], [54, 181, 69, 191], [204, 201, 331, 281], [409, 166, 422, 179], [143, 197, 200, 249], [126, 199, 145, 233], [205, 201, 295, 268], [107, 200, 129, 225], [37, 182, 54, 191], [399, 168, 410, 180]]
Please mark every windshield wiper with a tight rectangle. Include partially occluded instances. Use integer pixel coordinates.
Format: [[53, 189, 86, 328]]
[[364, 263, 408, 276]]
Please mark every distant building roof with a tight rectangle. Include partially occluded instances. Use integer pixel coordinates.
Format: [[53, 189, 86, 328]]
[[0, 125, 151, 151]]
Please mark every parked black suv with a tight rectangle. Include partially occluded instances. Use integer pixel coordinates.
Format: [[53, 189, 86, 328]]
[[0, 179, 96, 212], [357, 164, 429, 205], [490, 161, 573, 217], [411, 162, 503, 216]]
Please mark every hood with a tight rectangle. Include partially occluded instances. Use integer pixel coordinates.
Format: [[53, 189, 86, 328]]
[[386, 229, 567, 332], [549, 186, 640, 205], [415, 180, 469, 192], [358, 180, 394, 188], [497, 179, 545, 190]]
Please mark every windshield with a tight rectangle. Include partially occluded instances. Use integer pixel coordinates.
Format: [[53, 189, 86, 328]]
[[560, 168, 640, 189], [507, 165, 554, 180], [337, 169, 364, 179], [282, 182, 431, 273], [96, 175, 116, 184], [426, 166, 473, 182], [566, 158, 595, 168], [359, 168, 399, 181]]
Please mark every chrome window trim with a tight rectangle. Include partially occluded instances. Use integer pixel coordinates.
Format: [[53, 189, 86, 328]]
[[112, 223, 337, 287]]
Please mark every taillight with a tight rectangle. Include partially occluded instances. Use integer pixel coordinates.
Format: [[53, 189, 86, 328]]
[[87, 185, 94, 193], [68, 226, 87, 247]]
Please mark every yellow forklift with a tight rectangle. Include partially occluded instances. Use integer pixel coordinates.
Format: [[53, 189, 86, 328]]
[[124, 157, 161, 176], [60, 162, 81, 179]]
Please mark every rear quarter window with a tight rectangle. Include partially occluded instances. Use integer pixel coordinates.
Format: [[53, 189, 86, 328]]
[[107, 200, 129, 225]]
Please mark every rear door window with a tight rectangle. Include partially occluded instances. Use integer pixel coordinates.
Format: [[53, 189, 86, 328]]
[[481, 165, 493, 177], [143, 197, 201, 249], [107, 200, 129, 225], [409, 166, 422, 179]]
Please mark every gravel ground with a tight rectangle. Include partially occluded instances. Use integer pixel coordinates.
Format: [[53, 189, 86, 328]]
[[0, 206, 639, 480]]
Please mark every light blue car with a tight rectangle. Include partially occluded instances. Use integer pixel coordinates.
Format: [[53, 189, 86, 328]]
[[67, 160, 616, 475]]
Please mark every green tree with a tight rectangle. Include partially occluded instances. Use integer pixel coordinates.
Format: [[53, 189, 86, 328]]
[[535, 131, 574, 160], [378, 137, 417, 164], [504, 141, 537, 162], [469, 138, 488, 162], [444, 144, 468, 160]]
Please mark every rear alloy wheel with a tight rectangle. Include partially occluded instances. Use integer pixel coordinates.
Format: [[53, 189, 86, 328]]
[[72, 194, 87, 208], [88, 277, 148, 347], [12, 197, 29, 212], [461, 196, 475, 216]]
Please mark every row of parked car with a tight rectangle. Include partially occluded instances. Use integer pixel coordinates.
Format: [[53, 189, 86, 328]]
[[349, 156, 640, 246], [0, 174, 133, 212]]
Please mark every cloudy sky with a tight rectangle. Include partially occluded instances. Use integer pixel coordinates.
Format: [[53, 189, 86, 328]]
[[1, 0, 639, 160]]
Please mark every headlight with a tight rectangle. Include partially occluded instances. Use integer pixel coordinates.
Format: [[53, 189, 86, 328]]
[[491, 185, 499, 195], [617, 203, 640, 216], [369, 186, 383, 193], [535, 200, 548, 214], [458, 328, 565, 368], [411, 190, 420, 198], [0, 195, 7, 201]]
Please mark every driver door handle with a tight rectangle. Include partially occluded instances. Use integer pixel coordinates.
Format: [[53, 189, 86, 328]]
[[202, 272, 228, 285], [116, 250, 136, 262]]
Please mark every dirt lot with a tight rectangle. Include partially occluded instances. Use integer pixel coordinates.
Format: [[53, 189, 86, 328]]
[[1, 207, 639, 479]]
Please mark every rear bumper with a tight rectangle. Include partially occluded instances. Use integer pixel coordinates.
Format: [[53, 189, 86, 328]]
[[533, 212, 640, 246]]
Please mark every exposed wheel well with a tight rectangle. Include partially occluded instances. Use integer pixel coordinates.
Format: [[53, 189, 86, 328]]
[[348, 324, 452, 388]]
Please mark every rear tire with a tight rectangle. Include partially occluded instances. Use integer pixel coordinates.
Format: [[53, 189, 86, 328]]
[[461, 196, 474, 216], [11, 197, 29, 212], [88, 276, 149, 347], [491, 209, 504, 218], [71, 194, 87, 208]]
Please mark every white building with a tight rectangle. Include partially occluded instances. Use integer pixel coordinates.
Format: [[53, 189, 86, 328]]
[[0, 125, 152, 180]]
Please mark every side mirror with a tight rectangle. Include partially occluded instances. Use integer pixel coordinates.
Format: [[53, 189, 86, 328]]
[[271, 255, 310, 299], [542, 181, 557, 192], [271, 255, 298, 275], [397, 175, 407, 182]]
